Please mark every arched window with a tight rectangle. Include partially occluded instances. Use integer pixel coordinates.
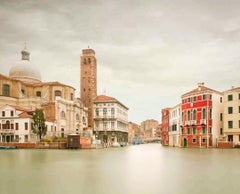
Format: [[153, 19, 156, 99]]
[[2, 84, 10, 96], [6, 120, 10, 129], [202, 108, 206, 119], [55, 90, 61, 97], [61, 111, 65, 119], [193, 110, 197, 120], [76, 114, 79, 121], [61, 128, 64, 138], [187, 110, 191, 121], [82, 116, 86, 124], [88, 58, 91, 64]]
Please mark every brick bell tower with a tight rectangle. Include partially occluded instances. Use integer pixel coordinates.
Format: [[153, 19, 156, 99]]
[[80, 48, 97, 129]]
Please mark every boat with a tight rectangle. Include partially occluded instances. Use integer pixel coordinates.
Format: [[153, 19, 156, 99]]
[[0, 146, 17, 150]]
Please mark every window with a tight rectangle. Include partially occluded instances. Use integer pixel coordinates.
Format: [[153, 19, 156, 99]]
[[193, 96, 196, 102], [111, 121, 114, 129], [228, 121, 233, 129], [181, 128, 184, 134], [103, 108, 107, 116], [210, 127, 212, 134], [188, 98, 190, 102], [228, 107, 233, 114], [220, 113, 223, 121], [25, 123, 28, 130], [209, 95, 212, 100], [61, 128, 64, 138], [82, 116, 86, 124], [2, 111, 5, 117], [203, 95, 206, 100], [95, 108, 99, 116], [193, 127, 196, 135], [182, 112, 184, 121], [228, 94, 233, 101], [239, 106, 240, 113], [210, 109, 212, 119], [15, 123, 19, 130], [202, 108, 206, 119], [220, 97, 222, 103], [11, 111, 14, 116], [15, 135, 19, 142], [55, 90, 61, 97], [228, 135, 233, 142], [88, 58, 91, 64], [239, 120, 240, 128], [2, 84, 10, 96], [35, 91, 41, 97], [192, 138, 196, 143], [220, 128, 223, 135], [187, 128, 190, 134], [21, 89, 25, 95], [239, 93, 240, 100], [95, 121, 99, 128], [202, 138, 206, 143], [84, 58, 86, 64], [202, 126, 206, 134], [103, 121, 107, 129], [193, 110, 197, 120], [24, 135, 28, 142], [111, 108, 115, 117], [11, 124, 14, 129], [70, 93, 73, 101], [182, 99, 184, 104], [6, 120, 10, 129], [187, 110, 191, 121]]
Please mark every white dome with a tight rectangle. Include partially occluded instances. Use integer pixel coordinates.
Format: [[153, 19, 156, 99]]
[[9, 47, 41, 83], [9, 60, 41, 83]]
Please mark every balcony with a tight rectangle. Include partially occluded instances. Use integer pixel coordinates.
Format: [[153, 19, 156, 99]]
[[200, 119, 206, 125], [0, 129, 15, 134], [185, 121, 191, 126], [191, 120, 197, 126]]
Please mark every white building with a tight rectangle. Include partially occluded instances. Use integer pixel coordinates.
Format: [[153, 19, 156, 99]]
[[169, 104, 181, 147], [93, 95, 128, 145]]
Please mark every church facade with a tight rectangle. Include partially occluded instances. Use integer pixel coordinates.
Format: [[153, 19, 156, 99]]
[[0, 47, 88, 143]]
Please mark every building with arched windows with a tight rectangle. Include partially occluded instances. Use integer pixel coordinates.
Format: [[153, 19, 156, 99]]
[[0, 46, 88, 143]]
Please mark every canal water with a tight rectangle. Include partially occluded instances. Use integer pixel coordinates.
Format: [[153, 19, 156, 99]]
[[0, 144, 240, 194]]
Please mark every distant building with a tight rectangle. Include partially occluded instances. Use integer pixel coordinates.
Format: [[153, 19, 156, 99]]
[[128, 122, 142, 144], [161, 108, 170, 146], [169, 104, 181, 147], [0, 46, 88, 143], [181, 83, 223, 148], [80, 48, 97, 129], [141, 119, 159, 141], [93, 95, 128, 145], [223, 87, 240, 144]]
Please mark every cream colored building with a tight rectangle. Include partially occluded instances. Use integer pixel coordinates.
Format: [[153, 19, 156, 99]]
[[93, 95, 128, 145], [223, 87, 240, 144], [0, 47, 88, 142], [169, 104, 181, 147]]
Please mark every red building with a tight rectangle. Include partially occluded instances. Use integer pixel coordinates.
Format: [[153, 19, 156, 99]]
[[161, 108, 170, 146], [181, 83, 223, 148]]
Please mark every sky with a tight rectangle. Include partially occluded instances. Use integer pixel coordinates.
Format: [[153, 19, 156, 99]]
[[0, 0, 240, 124]]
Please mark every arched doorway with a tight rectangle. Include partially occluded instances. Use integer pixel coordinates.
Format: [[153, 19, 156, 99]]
[[184, 138, 188, 148]]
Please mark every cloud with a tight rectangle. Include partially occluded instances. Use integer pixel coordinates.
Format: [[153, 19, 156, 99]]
[[1, 0, 240, 123]]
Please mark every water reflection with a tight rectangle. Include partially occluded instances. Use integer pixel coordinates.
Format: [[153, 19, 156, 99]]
[[0, 144, 240, 194]]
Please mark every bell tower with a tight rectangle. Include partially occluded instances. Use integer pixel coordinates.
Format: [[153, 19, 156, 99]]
[[80, 48, 97, 129]]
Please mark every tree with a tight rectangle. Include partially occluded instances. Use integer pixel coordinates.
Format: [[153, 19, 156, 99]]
[[32, 109, 47, 140]]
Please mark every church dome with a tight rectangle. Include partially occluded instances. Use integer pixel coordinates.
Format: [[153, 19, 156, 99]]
[[9, 46, 41, 83]]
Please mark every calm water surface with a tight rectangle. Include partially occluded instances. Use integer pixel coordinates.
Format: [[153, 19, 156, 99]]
[[0, 144, 240, 194]]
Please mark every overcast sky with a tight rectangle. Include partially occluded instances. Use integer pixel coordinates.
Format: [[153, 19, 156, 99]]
[[0, 0, 240, 124]]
